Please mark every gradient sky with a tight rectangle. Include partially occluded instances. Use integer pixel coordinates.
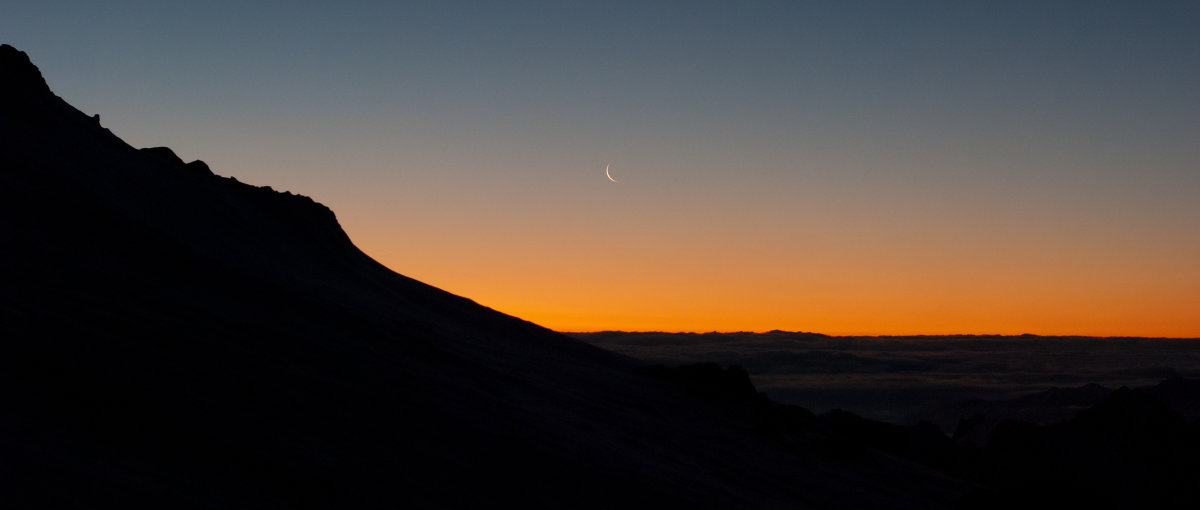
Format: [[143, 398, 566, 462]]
[[6, 1, 1198, 336]]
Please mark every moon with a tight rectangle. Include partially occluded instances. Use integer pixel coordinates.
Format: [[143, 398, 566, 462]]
[[605, 164, 619, 183]]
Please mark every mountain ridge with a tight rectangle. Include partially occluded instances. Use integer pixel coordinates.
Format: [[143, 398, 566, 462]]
[[1, 44, 967, 508], [0, 42, 609, 364]]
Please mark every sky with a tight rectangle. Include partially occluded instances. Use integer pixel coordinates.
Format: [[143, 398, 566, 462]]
[[5, 1, 1198, 336]]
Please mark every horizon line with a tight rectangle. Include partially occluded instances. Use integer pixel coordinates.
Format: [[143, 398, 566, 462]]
[[559, 330, 1200, 340]]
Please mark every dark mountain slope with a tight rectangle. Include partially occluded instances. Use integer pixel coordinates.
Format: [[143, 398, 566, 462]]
[[0, 45, 964, 508]]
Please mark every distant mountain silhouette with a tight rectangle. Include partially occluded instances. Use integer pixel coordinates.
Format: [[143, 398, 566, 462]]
[[1, 44, 973, 508], [926, 383, 1114, 429], [1143, 376, 1200, 422], [955, 386, 1200, 508]]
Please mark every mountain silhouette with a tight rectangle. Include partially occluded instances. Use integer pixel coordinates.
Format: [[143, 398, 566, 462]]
[[0, 45, 970, 508], [954, 386, 1200, 508]]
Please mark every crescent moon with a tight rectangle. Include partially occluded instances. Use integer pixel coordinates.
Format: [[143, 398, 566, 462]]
[[605, 164, 619, 183]]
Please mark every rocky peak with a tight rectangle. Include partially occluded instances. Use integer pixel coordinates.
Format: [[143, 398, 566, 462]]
[[0, 44, 53, 107]]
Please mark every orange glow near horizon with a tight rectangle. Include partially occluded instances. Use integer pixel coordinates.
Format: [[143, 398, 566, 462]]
[[17, 1, 1196, 340], [346, 214, 1200, 338], [319, 113, 1199, 341]]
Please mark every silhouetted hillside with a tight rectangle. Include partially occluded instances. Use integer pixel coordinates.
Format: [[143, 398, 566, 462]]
[[1, 45, 972, 509], [953, 386, 1200, 507], [575, 332, 1200, 506], [11, 41, 1200, 509]]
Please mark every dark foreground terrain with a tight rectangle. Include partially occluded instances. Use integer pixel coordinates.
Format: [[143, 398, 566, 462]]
[[1, 44, 965, 508], [575, 334, 1200, 507], [4, 44, 1199, 508]]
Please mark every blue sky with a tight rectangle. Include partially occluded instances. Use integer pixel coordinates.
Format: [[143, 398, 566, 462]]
[[6, 1, 1199, 334]]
